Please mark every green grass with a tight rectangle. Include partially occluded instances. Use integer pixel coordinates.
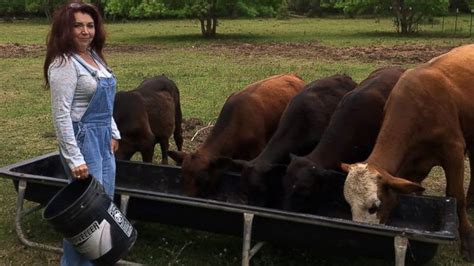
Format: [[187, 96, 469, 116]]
[[0, 16, 473, 265], [2, 16, 473, 46]]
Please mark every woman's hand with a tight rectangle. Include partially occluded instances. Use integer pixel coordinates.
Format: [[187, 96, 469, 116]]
[[72, 164, 89, 179], [111, 138, 119, 153]]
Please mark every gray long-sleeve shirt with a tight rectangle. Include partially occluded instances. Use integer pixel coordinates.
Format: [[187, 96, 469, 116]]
[[49, 54, 121, 170]]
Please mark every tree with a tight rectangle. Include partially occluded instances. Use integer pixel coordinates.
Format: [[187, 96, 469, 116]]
[[186, 0, 218, 37], [183, 0, 282, 37], [337, 0, 449, 34]]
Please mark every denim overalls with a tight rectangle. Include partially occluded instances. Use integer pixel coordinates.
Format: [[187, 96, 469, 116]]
[[60, 52, 117, 266]]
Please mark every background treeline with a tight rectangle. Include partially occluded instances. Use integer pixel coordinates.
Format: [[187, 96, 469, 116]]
[[2, 0, 474, 20]]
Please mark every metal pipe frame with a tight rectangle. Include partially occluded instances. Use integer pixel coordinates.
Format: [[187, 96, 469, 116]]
[[14, 179, 142, 265], [394, 235, 408, 266], [15, 179, 63, 254], [242, 212, 265, 266]]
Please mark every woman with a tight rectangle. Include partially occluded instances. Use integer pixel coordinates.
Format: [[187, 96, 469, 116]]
[[43, 1, 120, 265]]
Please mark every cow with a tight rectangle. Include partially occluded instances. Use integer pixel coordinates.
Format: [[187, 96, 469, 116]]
[[341, 44, 474, 261], [232, 74, 358, 207], [282, 67, 406, 213], [168, 73, 305, 197], [113, 75, 183, 164]]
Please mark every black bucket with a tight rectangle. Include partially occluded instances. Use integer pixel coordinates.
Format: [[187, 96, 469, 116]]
[[43, 176, 137, 265]]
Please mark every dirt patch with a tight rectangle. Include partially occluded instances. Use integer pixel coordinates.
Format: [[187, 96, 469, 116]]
[[204, 42, 455, 65], [179, 117, 213, 152], [0, 44, 45, 58], [0, 42, 455, 65], [0, 43, 163, 58]]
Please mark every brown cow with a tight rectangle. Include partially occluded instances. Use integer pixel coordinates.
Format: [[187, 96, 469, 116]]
[[114, 75, 183, 164], [168, 74, 305, 197], [282, 67, 406, 213], [232, 74, 357, 207], [341, 44, 474, 261]]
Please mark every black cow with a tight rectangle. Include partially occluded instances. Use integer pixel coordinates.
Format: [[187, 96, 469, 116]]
[[282, 66, 406, 213]]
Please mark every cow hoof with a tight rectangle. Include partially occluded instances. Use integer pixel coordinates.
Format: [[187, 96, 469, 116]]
[[461, 230, 474, 262]]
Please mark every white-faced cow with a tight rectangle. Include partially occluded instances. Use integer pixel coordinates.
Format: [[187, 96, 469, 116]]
[[233, 74, 357, 207], [341, 44, 474, 261], [114, 75, 183, 164], [282, 67, 406, 213], [168, 74, 305, 197]]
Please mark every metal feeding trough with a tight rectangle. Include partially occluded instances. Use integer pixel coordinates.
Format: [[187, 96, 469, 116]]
[[0, 152, 458, 265]]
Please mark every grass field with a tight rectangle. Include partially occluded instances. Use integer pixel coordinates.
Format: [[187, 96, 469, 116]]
[[0, 16, 473, 265]]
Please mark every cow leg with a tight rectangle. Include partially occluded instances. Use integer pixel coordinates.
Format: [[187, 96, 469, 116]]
[[466, 150, 474, 208], [159, 139, 170, 165], [174, 126, 183, 151], [444, 151, 474, 261], [141, 145, 155, 163]]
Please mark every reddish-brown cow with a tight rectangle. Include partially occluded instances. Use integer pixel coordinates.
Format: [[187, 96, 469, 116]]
[[341, 44, 474, 261], [168, 74, 305, 197]]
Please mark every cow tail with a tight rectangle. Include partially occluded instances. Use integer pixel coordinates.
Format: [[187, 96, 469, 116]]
[[174, 88, 184, 151]]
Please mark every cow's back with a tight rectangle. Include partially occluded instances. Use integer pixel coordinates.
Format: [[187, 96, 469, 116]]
[[310, 66, 406, 167], [262, 74, 357, 160], [135, 75, 182, 140], [203, 73, 305, 159], [425, 45, 474, 132]]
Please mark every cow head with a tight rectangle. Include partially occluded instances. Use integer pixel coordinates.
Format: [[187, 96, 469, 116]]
[[238, 160, 287, 207], [341, 163, 424, 224], [168, 150, 235, 198], [283, 155, 346, 213]]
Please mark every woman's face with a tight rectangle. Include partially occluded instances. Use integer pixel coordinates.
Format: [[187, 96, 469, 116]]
[[73, 12, 95, 53]]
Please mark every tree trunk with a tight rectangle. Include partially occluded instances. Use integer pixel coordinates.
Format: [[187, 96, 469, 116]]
[[307, 0, 322, 17], [200, 0, 218, 38], [393, 0, 410, 34]]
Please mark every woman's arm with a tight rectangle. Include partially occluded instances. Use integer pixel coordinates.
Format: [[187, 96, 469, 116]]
[[49, 57, 86, 170]]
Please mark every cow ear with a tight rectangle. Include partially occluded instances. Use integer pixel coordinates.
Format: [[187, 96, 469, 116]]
[[379, 172, 425, 194], [340, 163, 352, 173], [167, 150, 186, 165], [210, 156, 243, 173], [289, 153, 299, 161], [320, 169, 347, 183], [266, 164, 288, 179], [231, 159, 250, 172]]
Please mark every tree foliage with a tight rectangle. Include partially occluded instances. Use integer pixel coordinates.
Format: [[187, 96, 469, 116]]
[[336, 0, 449, 34], [1, 0, 464, 36]]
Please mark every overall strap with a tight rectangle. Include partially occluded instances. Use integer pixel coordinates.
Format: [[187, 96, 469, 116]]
[[90, 50, 113, 74], [71, 53, 98, 78]]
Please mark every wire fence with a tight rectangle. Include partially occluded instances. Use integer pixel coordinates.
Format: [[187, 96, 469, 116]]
[[423, 11, 474, 37]]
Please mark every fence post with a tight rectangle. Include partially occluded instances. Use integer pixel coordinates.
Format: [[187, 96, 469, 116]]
[[471, 9, 473, 37], [455, 8, 459, 34], [442, 16, 445, 32]]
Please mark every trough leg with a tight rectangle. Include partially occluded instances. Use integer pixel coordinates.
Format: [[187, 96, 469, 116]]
[[242, 213, 254, 266], [120, 194, 131, 216], [15, 179, 63, 253], [242, 213, 265, 266], [394, 235, 408, 266]]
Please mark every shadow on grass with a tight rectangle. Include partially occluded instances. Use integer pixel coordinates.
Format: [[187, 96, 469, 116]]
[[126, 30, 472, 47], [133, 33, 272, 45], [346, 30, 472, 40]]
